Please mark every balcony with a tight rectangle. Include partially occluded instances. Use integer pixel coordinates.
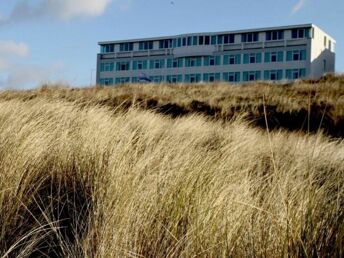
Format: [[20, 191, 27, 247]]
[[264, 40, 285, 48], [286, 38, 308, 46], [243, 42, 263, 49], [133, 50, 149, 57], [223, 44, 242, 51]]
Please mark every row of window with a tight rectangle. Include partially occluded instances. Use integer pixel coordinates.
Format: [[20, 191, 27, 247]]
[[99, 69, 306, 85], [100, 50, 307, 72], [101, 28, 312, 53]]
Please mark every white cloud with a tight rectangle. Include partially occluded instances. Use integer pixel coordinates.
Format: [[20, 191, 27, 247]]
[[0, 40, 63, 89], [291, 0, 307, 15], [0, 41, 29, 58], [0, 0, 112, 25]]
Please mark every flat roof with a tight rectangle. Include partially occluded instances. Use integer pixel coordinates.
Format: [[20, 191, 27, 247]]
[[98, 23, 315, 45]]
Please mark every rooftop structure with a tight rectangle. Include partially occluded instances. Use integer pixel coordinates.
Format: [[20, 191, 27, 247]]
[[96, 24, 335, 85]]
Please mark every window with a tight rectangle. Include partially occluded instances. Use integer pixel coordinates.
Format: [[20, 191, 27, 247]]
[[229, 55, 235, 64], [133, 60, 147, 70], [266, 30, 284, 41], [116, 62, 130, 71], [264, 70, 283, 81], [265, 51, 284, 62], [211, 35, 217, 45], [167, 58, 183, 68], [243, 53, 262, 64], [217, 35, 223, 44], [99, 78, 113, 86], [287, 50, 306, 61], [204, 56, 220, 66], [149, 76, 164, 83], [223, 72, 240, 82], [150, 59, 165, 69], [203, 73, 220, 82], [119, 43, 133, 52], [243, 71, 261, 81], [286, 69, 306, 79], [329, 40, 332, 51], [185, 57, 202, 67], [291, 28, 310, 39], [242, 32, 259, 43], [324, 36, 327, 47], [115, 77, 130, 84], [204, 36, 210, 45], [222, 34, 235, 44], [159, 39, 172, 49], [249, 54, 256, 63], [192, 36, 198, 45], [167, 75, 183, 83], [139, 41, 153, 50], [224, 54, 241, 65], [199, 36, 204, 45], [100, 62, 114, 72], [182, 37, 187, 46], [101, 44, 115, 53], [185, 74, 201, 83]]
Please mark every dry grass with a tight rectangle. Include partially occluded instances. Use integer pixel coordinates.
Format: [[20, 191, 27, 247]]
[[1, 75, 344, 137], [0, 91, 343, 257]]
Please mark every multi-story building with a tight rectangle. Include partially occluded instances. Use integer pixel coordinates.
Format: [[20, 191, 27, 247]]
[[96, 24, 335, 85]]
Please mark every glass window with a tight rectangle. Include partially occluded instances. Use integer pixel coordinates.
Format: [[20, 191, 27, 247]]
[[223, 34, 235, 44], [192, 36, 198, 45], [291, 28, 309, 39], [266, 30, 284, 41], [187, 36, 192, 46], [182, 37, 187, 46], [159, 39, 172, 49], [139, 41, 153, 50], [120, 43, 133, 52], [116, 61, 130, 71], [217, 35, 223, 44], [99, 78, 113, 86], [102, 44, 115, 53], [199, 36, 204, 45], [204, 36, 210, 45], [211, 36, 217, 45], [242, 33, 259, 43]]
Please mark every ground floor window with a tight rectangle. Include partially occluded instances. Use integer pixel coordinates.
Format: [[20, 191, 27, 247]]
[[264, 70, 283, 81], [243, 71, 261, 81], [286, 69, 306, 79], [99, 78, 114, 86], [115, 77, 130, 84], [185, 74, 201, 83]]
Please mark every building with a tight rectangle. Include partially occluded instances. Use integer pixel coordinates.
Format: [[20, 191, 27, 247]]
[[96, 24, 335, 85]]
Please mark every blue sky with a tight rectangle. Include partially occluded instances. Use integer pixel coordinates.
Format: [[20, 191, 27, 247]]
[[0, 0, 343, 88]]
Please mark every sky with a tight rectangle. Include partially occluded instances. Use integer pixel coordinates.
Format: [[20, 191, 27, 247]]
[[0, 0, 343, 89]]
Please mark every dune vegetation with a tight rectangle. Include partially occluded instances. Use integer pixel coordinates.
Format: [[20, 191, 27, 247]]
[[0, 77, 343, 257]]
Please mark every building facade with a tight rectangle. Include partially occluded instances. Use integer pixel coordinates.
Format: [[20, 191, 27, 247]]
[[96, 24, 335, 85]]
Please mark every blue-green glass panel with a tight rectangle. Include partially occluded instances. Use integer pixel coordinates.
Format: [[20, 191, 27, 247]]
[[256, 71, 261, 80], [243, 72, 248, 81], [287, 51, 292, 61], [265, 52, 270, 63], [224, 55, 229, 65], [300, 68, 306, 77], [264, 71, 269, 80], [235, 54, 241, 64], [256, 53, 262, 63], [243, 54, 249, 64], [300, 50, 306, 60], [204, 57, 209, 66], [277, 70, 283, 80], [278, 51, 284, 62]]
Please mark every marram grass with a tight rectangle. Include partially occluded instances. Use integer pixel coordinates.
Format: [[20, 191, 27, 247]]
[[0, 95, 343, 257]]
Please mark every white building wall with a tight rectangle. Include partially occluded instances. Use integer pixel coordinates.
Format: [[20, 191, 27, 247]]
[[310, 25, 336, 78], [97, 24, 336, 85]]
